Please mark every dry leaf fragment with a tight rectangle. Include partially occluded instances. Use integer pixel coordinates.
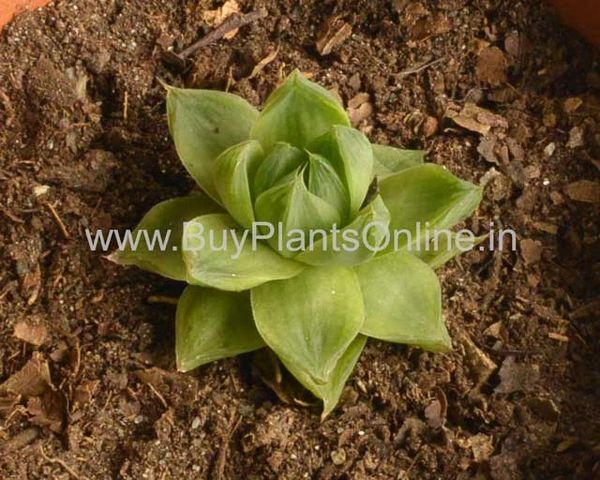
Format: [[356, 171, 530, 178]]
[[13, 319, 48, 346], [409, 12, 451, 40], [316, 17, 352, 56], [202, 1, 241, 40], [27, 389, 65, 433], [73, 380, 100, 407], [347, 93, 373, 125], [448, 103, 507, 135], [476, 46, 508, 85], [525, 396, 559, 422], [520, 239, 543, 264], [459, 333, 497, 387], [0, 354, 52, 397], [564, 180, 600, 203], [424, 388, 447, 428], [470, 433, 494, 462], [1, 428, 39, 452], [477, 135, 500, 164], [495, 356, 539, 394], [532, 221, 558, 234]]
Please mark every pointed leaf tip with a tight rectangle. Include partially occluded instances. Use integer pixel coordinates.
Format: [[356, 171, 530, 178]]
[[251, 71, 350, 149]]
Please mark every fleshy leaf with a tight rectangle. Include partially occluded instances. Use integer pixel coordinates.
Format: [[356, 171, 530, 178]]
[[110, 195, 221, 281], [254, 173, 341, 257], [213, 140, 264, 229], [176, 286, 264, 371], [311, 126, 374, 217], [295, 196, 390, 267], [285, 335, 367, 418], [355, 251, 451, 352], [251, 70, 350, 150], [251, 267, 364, 385], [307, 152, 349, 220], [372, 144, 424, 178], [253, 142, 305, 196], [182, 213, 304, 291], [379, 164, 482, 251], [167, 86, 259, 202], [413, 233, 487, 269]]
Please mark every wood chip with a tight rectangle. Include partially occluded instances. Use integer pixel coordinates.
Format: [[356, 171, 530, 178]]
[[470, 433, 494, 462], [563, 96, 582, 114], [564, 180, 600, 203], [316, 17, 352, 56], [247, 46, 279, 79], [459, 333, 497, 386], [548, 332, 569, 342], [202, 0, 241, 40], [532, 221, 558, 234], [13, 319, 48, 346]]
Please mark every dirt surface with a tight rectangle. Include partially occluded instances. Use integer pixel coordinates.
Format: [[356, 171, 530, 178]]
[[0, 0, 599, 478]]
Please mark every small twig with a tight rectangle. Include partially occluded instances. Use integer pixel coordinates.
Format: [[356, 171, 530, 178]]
[[398, 57, 445, 77], [182, 9, 266, 57], [213, 408, 240, 480], [398, 451, 422, 479], [123, 91, 129, 121], [0, 207, 25, 224], [147, 295, 179, 306], [44, 202, 70, 239], [146, 382, 169, 410], [39, 444, 82, 480], [163, 9, 267, 67]]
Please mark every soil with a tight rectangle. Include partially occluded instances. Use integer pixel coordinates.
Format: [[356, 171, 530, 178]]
[[0, 0, 599, 479]]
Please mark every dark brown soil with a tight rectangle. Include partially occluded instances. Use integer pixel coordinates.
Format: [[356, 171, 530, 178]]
[[0, 0, 599, 478]]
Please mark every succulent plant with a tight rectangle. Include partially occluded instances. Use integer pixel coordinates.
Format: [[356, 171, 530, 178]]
[[112, 71, 482, 416]]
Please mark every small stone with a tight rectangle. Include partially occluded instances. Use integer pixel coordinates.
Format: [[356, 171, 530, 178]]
[[424, 399, 444, 428], [348, 73, 361, 91], [470, 433, 494, 462], [422, 116, 438, 137], [544, 142, 556, 157], [504, 32, 522, 57], [33, 185, 50, 197], [563, 96, 582, 114], [191, 416, 201, 429], [495, 356, 540, 394], [566, 126, 585, 149], [331, 448, 347, 465], [523, 165, 540, 179]]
